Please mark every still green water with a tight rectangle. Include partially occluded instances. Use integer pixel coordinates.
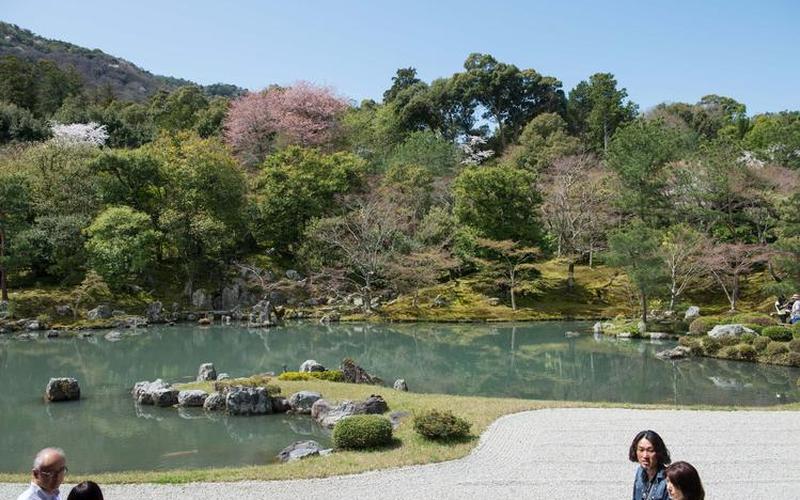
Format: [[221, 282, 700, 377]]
[[1, 321, 798, 473]]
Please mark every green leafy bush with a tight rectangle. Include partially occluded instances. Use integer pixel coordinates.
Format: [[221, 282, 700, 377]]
[[413, 410, 471, 440], [718, 345, 738, 358], [213, 375, 281, 396], [688, 317, 718, 335], [765, 341, 789, 356], [278, 370, 344, 382], [700, 336, 721, 355], [742, 323, 764, 334], [761, 326, 793, 342], [332, 415, 393, 450], [739, 333, 756, 344], [731, 313, 776, 327], [753, 336, 771, 351], [792, 323, 800, 338], [789, 339, 800, 353]]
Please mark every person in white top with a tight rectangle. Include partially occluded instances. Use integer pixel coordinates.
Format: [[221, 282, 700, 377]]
[[16, 447, 67, 500], [791, 294, 800, 324]]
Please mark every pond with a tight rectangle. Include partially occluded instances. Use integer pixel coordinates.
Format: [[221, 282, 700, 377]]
[[1, 321, 798, 473]]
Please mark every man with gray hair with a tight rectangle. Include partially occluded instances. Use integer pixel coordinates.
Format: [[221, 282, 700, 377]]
[[17, 447, 67, 500]]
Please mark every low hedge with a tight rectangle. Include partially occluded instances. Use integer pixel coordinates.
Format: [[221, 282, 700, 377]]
[[789, 338, 800, 353], [765, 341, 789, 356], [278, 370, 345, 382], [753, 336, 771, 351], [761, 326, 793, 342], [413, 409, 471, 440], [332, 415, 393, 450], [731, 313, 777, 327], [688, 317, 718, 335]]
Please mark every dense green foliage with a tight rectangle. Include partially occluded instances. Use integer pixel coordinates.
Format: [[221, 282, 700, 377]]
[[0, 29, 798, 325], [332, 415, 393, 449], [277, 370, 345, 382], [413, 410, 471, 440]]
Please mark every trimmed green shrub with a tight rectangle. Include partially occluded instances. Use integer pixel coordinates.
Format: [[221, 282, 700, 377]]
[[753, 336, 771, 351], [278, 370, 345, 382], [731, 313, 776, 327], [413, 410, 471, 440], [333, 415, 393, 450], [700, 336, 721, 355], [742, 323, 764, 334], [213, 376, 281, 396], [688, 317, 718, 335], [789, 339, 800, 353], [677, 336, 702, 355], [739, 333, 756, 344], [792, 323, 800, 339], [765, 341, 789, 356], [762, 326, 793, 342], [787, 352, 800, 367], [718, 345, 738, 358]]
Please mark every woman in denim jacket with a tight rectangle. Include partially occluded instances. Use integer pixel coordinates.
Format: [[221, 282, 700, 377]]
[[629, 430, 671, 500]]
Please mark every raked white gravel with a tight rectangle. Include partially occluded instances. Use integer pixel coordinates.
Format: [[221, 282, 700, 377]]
[[2, 408, 798, 499]]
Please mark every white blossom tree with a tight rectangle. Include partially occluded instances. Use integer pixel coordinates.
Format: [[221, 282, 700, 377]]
[[50, 122, 109, 147]]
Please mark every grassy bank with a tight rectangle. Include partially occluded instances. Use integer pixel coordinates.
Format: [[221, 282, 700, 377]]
[[1, 378, 796, 485]]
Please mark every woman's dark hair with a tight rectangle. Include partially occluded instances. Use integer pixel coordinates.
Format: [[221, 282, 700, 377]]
[[667, 461, 705, 500], [628, 430, 671, 467], [67, 481, 104, 500]]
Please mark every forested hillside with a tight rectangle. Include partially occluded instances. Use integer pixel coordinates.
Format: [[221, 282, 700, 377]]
[[1, 25, 799, 324], [0, 22, 243, 102]]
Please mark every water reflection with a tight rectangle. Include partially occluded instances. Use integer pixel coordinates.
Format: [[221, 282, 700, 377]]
[[0, 321, 798, 473]]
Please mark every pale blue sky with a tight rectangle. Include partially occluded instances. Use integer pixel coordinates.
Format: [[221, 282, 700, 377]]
[[2, 0, 798, 114]]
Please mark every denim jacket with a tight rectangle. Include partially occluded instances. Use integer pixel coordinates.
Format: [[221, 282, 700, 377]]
[[632, 465, 668, 500]]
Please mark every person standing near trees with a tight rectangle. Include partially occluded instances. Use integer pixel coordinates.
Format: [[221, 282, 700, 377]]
[[629, 430, 671, 500], [790, 294, 800, 324]]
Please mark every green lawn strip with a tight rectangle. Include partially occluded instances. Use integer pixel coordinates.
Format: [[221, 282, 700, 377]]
[[2, 378, 796, 484]]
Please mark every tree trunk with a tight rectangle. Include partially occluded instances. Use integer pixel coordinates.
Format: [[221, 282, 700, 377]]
[[0, 227, 7, 302], [509, 268, 516, 311], [589, 246, 594, 268], [640, 292, 648, 324], [567, 260, 575, 292], [731, 272, 739, 311], [603, 118, 609, 154]]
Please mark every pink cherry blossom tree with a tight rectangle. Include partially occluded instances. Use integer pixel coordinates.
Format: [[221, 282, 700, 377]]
[[223, 82, 349, 166]]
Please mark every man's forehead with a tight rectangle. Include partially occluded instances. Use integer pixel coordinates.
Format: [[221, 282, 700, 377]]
[[38, 452, 65, 467]]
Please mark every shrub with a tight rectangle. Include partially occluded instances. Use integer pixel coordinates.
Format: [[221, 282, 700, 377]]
[[792, 323, 800, 338], [700, 336, 721, 355], [765, 341, 789, 356], [332, 415, 393, 450], [787, 352, 800, 367], [278, 370, 345, 382], [213, 375, 281, 396], [688, 317, 717, 335], [742, 323, 764, 334], [739, 333, 756, 344], [753, 336, 771, 351], [413, 410, 471, 440], [731, 313, 776, 327], [789, 339, 800, 353], [736, 343, 757, 361], [761, 326, 793, 342], [718, 345, 738, 358]]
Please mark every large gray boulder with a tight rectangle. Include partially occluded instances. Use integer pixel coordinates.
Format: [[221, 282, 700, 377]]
[[250, 300, 276, 326], [277, 440, 324, 462], [197, 363, 217, 381], [354, 394, 388, 414], [0, 300, 8, 319], [192, 289, 211, 309], [203, 392, 226, 411], [152, 388, 179, 407], [288, 391, 322, 414], [708, 324, 756, 339], [178, 390, 208, 407], [132, 379, 171, 405], [226, 387, 272, 415], [87, 305, 113, 320], [315, 400, 360, 429], [146, 301, 163, 323], [299, 360, 325, 373], [45, 378, 80, 402], [684, 306, 701, 321], [271, 396, 291, 413], [656, 346, 692, 360], [393, 379, 408, 391], [341, 358, 379, 384], [55, 304, 72, 317]]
